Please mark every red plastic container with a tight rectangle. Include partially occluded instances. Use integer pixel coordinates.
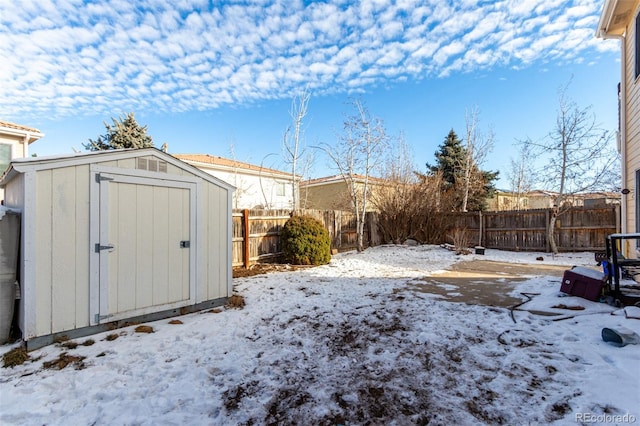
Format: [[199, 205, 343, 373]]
[[560, 267, 607, 302]]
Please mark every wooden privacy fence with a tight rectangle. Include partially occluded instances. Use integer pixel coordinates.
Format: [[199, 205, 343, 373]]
[[450, 206, 620, 252], [232, 206, 619, 267], [232, 209, 380, 267]]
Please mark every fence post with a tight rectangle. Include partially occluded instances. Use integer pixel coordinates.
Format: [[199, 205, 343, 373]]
[[478, 211, 483, 247], [243, 209, 250, 269], [336, 210, 341, 250], [545, 208, 550, 253]]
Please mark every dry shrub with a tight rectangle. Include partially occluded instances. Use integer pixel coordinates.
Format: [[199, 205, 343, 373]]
[[43, 353, 86, 370], [447, 227, 471, 255], [2, 347, 29, 368], [168, 319, 183, 325], [372, 171, 457, 244], [105, 333, 119, 341], [60, 341, 78, 350], [228, 294, 245, 309], [134, 325, 154, 334]]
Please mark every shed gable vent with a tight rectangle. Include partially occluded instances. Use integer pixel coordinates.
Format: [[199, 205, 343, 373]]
[[137, 158, 167, 173]]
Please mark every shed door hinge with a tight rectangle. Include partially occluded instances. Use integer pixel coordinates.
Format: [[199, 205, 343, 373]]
[[95, 313, 114, 323], [95, 173, 115, 183], [95, 243, 115, 253]]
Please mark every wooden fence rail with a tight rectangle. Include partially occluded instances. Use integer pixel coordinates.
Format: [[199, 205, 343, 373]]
[[232, 206, 619, 267]]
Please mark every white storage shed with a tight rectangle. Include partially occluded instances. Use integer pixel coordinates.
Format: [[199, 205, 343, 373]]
[[0, 148, 235, 349]]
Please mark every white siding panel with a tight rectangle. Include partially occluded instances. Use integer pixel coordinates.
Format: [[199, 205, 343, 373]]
[[75, 165, 90, 328], [107, 181, 120, 314], [116, 158, 136, 169], [167, 187, 187, 303], [3, 173, 24, 208], [218, 186, 228, 297], [51, 167, 78, 333], [181, 187, 191, 301], [166, 162, 187, 176], [206, 184, 219, 300], [205, 184, 227, 299], [116, 182, 137, 313], [35, 170, 52, 336], [152, 186, 170, 305], [136, 184, 154, 308]]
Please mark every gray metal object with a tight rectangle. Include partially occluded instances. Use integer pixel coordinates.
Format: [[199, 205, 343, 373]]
[[94, 243, 115, 253], [0, 209, 20, 344]]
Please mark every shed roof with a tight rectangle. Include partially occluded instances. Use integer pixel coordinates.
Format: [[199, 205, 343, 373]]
[[0, 148, 235, 191]]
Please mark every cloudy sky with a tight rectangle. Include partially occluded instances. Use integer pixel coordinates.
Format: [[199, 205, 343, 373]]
[[0, 0, 619, 186]]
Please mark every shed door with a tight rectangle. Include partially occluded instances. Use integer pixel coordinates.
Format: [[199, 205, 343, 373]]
[[95, 172, 195, 323]]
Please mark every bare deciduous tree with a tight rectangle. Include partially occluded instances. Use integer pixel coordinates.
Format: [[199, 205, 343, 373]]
[[461, 106, 495, 212], [508, 142, 535, 211], [282, 88, 313, 213], [318, 99, 390, 252], [258, 153, 279, 210], [527, 84, 618, 254]]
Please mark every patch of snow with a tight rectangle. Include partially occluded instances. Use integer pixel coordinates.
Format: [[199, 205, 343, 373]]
[[1, 245, 638, 425]]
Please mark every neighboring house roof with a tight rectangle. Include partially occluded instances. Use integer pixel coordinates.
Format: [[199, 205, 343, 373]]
[[174, 154, 294, 179], [0, 120, 44, 143], [300, 174, 388, 187], [582, 191, 622, 199], [597, 0, 639, 38]]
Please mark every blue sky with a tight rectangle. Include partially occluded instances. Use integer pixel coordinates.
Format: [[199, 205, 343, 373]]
[[0, 0, 619, 188]]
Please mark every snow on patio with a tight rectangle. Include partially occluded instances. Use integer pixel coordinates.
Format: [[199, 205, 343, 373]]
[[1, 245, 638, 425]]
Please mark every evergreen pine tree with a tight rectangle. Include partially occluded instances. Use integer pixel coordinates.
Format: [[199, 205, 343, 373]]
[[427, 129, 498, 211], [84, 112, 154, 151], [427, 129, 465, 189]]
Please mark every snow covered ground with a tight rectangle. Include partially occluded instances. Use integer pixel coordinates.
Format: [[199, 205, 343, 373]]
[[1, 245, 639, 425]]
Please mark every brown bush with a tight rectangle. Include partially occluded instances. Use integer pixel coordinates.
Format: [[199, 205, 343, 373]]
[[371, 171, 457, 244]]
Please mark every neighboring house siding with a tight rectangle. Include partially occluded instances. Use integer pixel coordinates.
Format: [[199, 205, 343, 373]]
[[0, 133, 28, 169], [301, 181, 352, 210], [174, 154, 296, 210], [300, 176, 386, 212], [626, 8, 640, 234], [210, 169, 292, 210], [0, 121, 43, 201]]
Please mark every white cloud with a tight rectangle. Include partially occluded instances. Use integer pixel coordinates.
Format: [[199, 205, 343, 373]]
[[433, 40, 466, 66], [0, 0, 614, 119], [377, 44, 406, 66]]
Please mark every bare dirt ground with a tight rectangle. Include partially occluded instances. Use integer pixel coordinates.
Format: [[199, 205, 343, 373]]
[[233, 263, 311, 278], [407, 260, 569, 307], [225, 258, 588, 424]]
